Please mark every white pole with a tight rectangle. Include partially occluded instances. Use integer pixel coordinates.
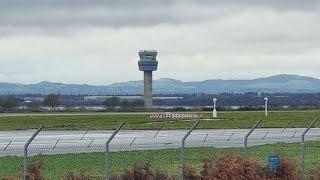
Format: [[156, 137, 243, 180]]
[[264, 97, 268, 116], [213, 98, 218, 118]]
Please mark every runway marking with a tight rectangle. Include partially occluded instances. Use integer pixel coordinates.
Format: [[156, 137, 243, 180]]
[[154, 122, 167, 138], [227, 133, 235, 141], [203, 133, 209, 142], [3, 141, 12, 151], [88, 139, 94, 148], [53, 139, 60, 149], [292, 130, 297, 138], [81, 130, 89, 140], [130, 137, 137, 146], [261, 132, 269, 140]]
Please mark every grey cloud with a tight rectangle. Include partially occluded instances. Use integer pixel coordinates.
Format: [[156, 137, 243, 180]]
[[1, 0, 318, 9], [0, 0, 320, 84], [0, 0, 319, 35]]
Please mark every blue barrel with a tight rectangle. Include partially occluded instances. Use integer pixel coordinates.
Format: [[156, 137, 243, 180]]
[[268, 154, 279, 173]]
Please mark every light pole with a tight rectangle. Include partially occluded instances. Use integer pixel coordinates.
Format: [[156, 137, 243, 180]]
[[213, 98, 218, 118], [264, 97, 268, 116]]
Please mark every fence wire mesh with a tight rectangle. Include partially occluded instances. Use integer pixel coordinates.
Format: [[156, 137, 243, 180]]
[[0, 119, 319, 179]]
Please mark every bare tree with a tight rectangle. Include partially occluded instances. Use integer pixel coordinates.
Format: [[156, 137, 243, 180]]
[[43, 94, 60, 110], [0, 96, 17, 111]]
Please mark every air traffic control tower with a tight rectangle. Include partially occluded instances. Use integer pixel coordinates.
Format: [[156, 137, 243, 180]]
[[138, 50, 158, 108]]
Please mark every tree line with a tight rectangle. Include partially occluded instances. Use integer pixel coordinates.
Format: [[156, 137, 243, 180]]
[[102, 96, 144, 110], [0, 94, 61, 111], [0, 95, 144, 112]]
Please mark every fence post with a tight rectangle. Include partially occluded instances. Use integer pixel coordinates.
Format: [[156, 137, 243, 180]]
[[301, 117, 319, 179], [24, 125, 44, 180], [244, 119, 263, 158], [181, 120, 200, 180], [105, 122, 125, 180]]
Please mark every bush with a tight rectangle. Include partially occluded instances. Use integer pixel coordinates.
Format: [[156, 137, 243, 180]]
[[0, 155, 44, 180], [198, 154, 301, 180], [268, 157, 300, 180], [110, 163, 175, 180], [184, 164, 202, 180], [0, 154, 305, 180], [201, 154, 265, 180], [26, 155, 44, 180], [309, 167, 320, 180], [0, 177, 19, 180]]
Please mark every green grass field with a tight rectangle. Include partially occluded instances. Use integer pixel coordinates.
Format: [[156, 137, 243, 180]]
[[0, 141, 319, 179], [0, 110, 319, 130]]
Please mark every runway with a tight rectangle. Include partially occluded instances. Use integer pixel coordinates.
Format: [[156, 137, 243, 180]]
[[0, 128, 319, 156], [0, 112, 153, 117], [0, 111, 297, 117]]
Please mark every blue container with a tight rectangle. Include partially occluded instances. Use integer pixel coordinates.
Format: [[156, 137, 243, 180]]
[[268, 154, 279, 173]]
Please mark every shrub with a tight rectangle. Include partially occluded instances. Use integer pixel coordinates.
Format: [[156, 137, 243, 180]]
[[110, 163, 175, 180], [309, 167, 320, 180], [184, 164, 202, 180], [0, 154, 305, 180], [198, 154, 302, 180], [0, 155, 45, 180], [0, 177, 19, 180], [268, 157, 300, 180], [25, 155, 44, 180], [201, 154, 265, 180]]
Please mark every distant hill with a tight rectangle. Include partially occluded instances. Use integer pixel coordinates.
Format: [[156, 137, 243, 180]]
[[0, 74, 319, 95]]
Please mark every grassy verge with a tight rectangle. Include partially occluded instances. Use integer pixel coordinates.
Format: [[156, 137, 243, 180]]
[[0, 141, 319, 179], [0, 110, 319, 130]]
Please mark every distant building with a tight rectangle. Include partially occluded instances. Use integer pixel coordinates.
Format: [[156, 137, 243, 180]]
[[23, 97, 44, 102], [83, 95, 182, 102]]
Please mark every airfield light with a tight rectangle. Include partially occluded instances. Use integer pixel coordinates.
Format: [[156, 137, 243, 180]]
[[264, 97, 268, 116], [213, 98, 218, 118]]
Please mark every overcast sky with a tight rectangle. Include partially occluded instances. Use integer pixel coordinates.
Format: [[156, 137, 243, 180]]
[[0, 0, 319, 85]]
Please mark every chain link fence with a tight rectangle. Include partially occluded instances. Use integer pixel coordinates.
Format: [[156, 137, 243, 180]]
[[0, 118, 319, 179]]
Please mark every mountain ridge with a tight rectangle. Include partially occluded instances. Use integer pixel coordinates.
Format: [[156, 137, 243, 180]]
[[0, 74, 319, 95]]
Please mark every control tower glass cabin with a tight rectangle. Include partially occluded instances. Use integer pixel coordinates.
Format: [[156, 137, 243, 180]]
[[138, 50, 158, 108]]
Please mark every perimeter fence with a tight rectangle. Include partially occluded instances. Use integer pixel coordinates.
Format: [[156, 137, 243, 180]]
[[0, 117, 319, 180]]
